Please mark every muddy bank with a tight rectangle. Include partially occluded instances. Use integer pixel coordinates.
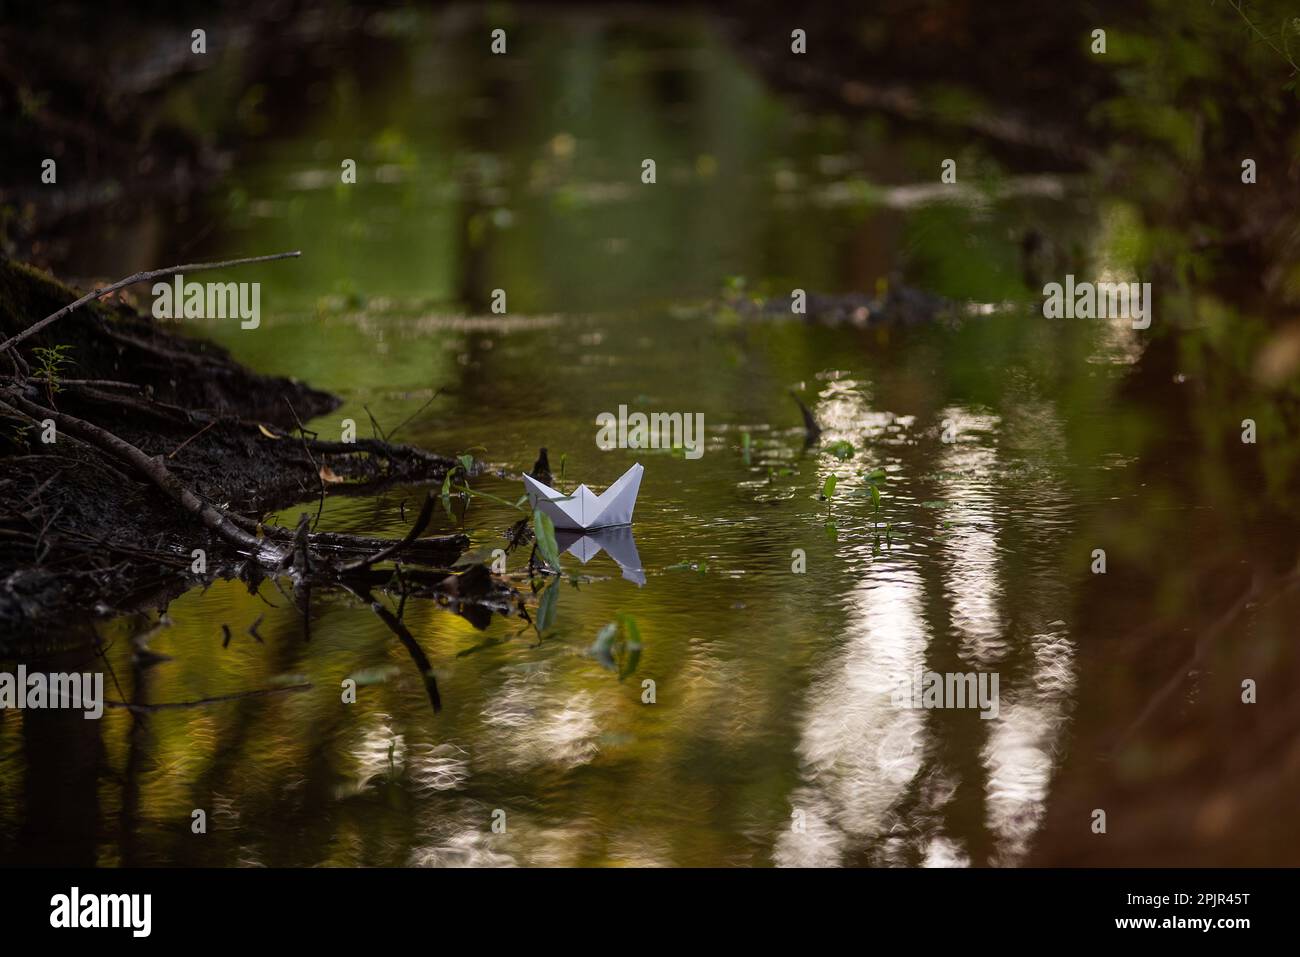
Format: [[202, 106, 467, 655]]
[[0, 257, 503, 646]]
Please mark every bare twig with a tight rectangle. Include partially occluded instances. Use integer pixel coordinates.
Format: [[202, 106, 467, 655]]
[[55, 378, 141, 391], [104, 681, 312, 712], [283, 395, 327, 530], [338, 491, 436, 573], [394, 561, 409, 621], [91, 624, 129, 703], [386, 389, 442, 442], [363, 404, 388, 443], [0, 250, 301, 356], [167, 419, 218, 459], [1113, 566, 1300, 749], [1228, 0, 1300, 74]]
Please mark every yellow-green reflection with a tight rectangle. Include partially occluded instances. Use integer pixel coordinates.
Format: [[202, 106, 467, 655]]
[[4, 4, 1299, 869]]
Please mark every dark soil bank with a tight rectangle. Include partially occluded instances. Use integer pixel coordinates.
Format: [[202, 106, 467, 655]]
[[0, 258, 464, 645]]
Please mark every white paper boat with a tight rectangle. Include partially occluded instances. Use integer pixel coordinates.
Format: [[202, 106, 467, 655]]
[[522, 463, 643, 531], [555, 526, 646, 586]]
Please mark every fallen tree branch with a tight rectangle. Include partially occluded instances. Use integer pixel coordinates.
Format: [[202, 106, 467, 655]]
[[0, 253, 496, 631], [224, 508, 467, 566], [2, 390, 464, 582], [0, 250, 301, 356], [0, 391, 276, 559]]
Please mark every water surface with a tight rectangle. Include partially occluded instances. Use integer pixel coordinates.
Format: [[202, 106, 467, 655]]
[[3, 8, 1295, 868]]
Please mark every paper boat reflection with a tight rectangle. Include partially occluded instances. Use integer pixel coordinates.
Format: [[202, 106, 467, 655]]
[[554, 525, 646, 586]]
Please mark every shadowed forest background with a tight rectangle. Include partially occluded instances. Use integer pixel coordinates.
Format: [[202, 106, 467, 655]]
[[1, 0, 1299, 867]]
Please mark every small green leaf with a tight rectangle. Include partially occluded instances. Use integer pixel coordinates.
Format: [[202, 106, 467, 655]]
[[590, 621, 619, 669], [587, 615, 645, 679], [532, 509, 562, 570], [619, 642, 642, 681], [616, 613, 642, 681], [439, 472, 455, 519], [618, 613, 641, 646], [665, 560, 707, 573], [821, 475, 838, 500], [535, 579, 560, 634]]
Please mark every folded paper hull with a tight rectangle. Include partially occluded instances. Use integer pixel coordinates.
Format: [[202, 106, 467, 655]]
[[522, 463, 643, 531]]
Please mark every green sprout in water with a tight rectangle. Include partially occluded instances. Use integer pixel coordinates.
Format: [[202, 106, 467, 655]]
[[861, 467, 892, 546], [665, 559, 708, 574], [823, 439, 855, 461], [820, 473, 838, 536], [440, 447, 489, 517]]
